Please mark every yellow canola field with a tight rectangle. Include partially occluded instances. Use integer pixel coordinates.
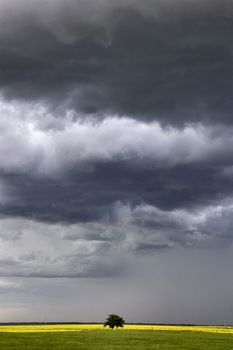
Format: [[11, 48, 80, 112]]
[[0, 324, 233, 334]]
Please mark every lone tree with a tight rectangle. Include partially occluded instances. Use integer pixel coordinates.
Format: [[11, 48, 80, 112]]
[[104, 314, 125, 329]]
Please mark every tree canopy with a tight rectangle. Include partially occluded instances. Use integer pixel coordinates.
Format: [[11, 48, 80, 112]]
[[104, 314, 125, 329]]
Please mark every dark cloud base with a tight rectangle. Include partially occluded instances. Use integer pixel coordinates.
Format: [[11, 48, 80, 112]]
[[0, 161, 232, 224], [0, 0, 233, 125]]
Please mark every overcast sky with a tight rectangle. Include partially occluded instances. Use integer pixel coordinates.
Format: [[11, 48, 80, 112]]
[[0, 0, 233, 324]]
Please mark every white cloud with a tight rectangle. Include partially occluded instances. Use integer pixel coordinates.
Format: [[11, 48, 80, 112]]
[[0, 97, 232, 177]]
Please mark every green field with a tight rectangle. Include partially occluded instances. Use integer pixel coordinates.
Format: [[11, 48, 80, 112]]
[[0, 330, 233, 350]]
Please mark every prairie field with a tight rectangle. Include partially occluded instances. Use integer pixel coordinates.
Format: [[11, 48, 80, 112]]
[[0, 325, 233, 349]]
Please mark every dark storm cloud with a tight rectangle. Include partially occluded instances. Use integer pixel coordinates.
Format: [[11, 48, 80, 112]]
[[1, 0, 233, 325], [0, 0, 233, 124], [1, 110, 233, 277], [0, 160, 232, 224], [0, 0, 233, 283]]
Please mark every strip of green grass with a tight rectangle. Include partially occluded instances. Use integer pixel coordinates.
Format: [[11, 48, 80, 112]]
[[0, 330, 233, 350], [0, 331, 233, 350]]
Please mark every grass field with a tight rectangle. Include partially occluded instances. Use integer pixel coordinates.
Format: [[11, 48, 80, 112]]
[[0, 325, 233, 349]]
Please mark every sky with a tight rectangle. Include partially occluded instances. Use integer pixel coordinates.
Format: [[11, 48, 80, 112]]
[[0, 0, 233, 324]]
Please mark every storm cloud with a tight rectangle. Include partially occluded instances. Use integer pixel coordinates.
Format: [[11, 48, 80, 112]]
[[0, 0, 233, 124], [0, 0, 233, 324]]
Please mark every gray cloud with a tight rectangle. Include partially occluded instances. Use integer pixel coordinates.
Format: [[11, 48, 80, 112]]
[[0, 202, 233, 279], [1, 158, 233, 226], [1, 99, 233, 175], [0, 0, 233, 323], [0, 99, 232, 283], [0, 0, 232, 124]]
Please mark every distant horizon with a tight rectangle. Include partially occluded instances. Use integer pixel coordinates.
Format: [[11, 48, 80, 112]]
[[0, 322, 231, 326]]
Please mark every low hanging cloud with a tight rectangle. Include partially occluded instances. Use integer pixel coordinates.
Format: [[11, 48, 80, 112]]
[[0, 201, 233, 278]]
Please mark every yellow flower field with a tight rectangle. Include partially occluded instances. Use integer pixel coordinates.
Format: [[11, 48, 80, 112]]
[[0, 324, 232, 334]]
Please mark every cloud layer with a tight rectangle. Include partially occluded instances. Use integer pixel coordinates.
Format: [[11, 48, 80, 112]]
[[0, 0, 232, 124], [0, 95, 233, 277], [1, 202, 233, 278], [0, 0, 233, 323]]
